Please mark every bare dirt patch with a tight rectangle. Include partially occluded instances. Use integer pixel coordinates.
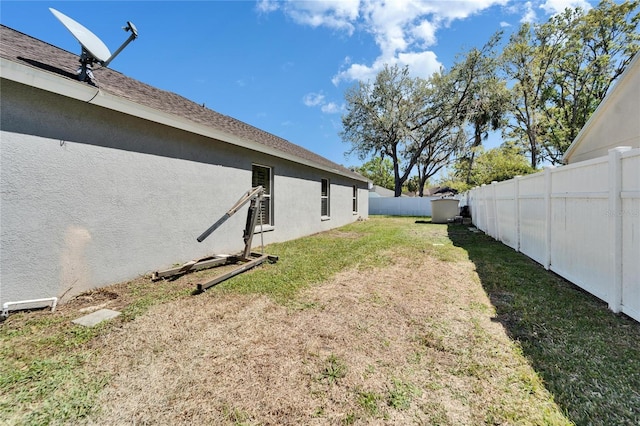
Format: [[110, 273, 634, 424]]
[[83, 255, 567, 425]]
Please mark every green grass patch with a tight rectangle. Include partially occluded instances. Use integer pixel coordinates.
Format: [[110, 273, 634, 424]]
[[210, 217, 418, 303], [386, 379, 421, 410], [356, 389, 381, 416], [1, 217, 638, 425], [0, 352, 107, 424], [447, 223, 640, 426], [319, 354, 348, 384]]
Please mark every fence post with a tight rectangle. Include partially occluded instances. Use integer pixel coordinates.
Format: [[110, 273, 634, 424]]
[[514, 176, 521, 252], [544, 166, 555, 270], [492, 181, 499, 241], [481, 184, 488, 232], [608, 146, 631, 313]]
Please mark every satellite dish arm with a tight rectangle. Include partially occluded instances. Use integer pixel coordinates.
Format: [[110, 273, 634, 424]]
[[103, 21, 138, 67]]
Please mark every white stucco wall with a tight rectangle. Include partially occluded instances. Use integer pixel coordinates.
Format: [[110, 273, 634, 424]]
[[0, 79, 367, 305]]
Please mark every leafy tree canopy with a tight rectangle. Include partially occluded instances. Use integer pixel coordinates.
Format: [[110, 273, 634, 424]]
[[441, 142, 535, 192], [501, 0, 640, 167], [353, 157, 394, 190]]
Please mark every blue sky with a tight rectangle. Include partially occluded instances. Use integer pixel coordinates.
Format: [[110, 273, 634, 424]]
[[1, 0, 595, 169]]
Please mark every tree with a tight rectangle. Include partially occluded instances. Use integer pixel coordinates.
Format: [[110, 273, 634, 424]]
[[407, 36, 509, 196], [341, 64, 418, 197], [469, 143, 535, 186], [442, 142, 535, 191], [342, 38, 503, 197], [414, 127, 466, 196], [540, 0, 640, 163], [353, 157, 394, 189], [501, 22, 567, 169], [458, 32, 509, 184], [501, 0, 640, 166], [404, 175, 420, 194]]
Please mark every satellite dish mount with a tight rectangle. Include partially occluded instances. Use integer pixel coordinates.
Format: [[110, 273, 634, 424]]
[[50, 8, 138, 84]]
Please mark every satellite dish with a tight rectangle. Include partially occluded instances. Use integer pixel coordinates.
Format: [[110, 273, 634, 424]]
[[49, 8, 138, 84]]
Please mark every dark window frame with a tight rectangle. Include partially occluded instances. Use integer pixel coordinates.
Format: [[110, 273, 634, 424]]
[[321, 178, 330, 219], [352, 185, 358, 214], [252, 164, 273, 226]]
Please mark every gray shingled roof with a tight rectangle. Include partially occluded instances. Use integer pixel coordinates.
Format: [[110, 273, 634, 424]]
[[0, 25, 365, 181]]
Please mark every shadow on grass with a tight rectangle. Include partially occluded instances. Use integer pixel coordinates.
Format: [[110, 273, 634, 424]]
[[447, 223, 640, 426]]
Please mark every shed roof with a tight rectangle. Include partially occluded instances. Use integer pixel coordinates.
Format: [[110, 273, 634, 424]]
[[0, 25, 365, 182]]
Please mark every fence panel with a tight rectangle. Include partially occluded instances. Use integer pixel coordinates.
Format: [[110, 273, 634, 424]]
[[484, 185, 498, 239], [517, 173, 547, 266], [369, 196, 439, 217], [470, 187, 487, 231], [468, 147, 639, 322], [494, 180, 518, 250], [549, 158, 610, 301]]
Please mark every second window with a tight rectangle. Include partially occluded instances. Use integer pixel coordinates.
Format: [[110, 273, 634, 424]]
[[321, 178, 330, 218]]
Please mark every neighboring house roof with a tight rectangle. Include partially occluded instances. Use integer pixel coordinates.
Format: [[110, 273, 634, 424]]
[[425, 186, 458, 196], [369, 185, 396, 197], [0, 25, 366, 182], [562, 52, 640, 164]]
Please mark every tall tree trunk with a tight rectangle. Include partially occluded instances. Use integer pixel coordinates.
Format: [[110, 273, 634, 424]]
[[392, 148, 403, 197], [465, 120, 484, 184], [417, 166, 425, 197]]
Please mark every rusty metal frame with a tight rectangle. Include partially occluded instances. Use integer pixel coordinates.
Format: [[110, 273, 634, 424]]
[[151, 186, 278, 291]]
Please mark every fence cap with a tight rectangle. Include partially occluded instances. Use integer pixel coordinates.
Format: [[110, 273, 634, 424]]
[[609, 146, 632, 153]]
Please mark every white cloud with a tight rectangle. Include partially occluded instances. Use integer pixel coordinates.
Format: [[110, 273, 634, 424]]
[[255, 0, 279, 14], [332, 61, 376, 85], [321, 102, 344, 114], [303, 92, 326, 107], [540, 0, 592, 15], [332, 51, 441, 85], [279, 0, 360, 35], [263, 0, 509, 84], [411, 20, 438, 48], [521, 1, 537, 23], [397, 50, 441, 77], [512, 0, 592, 23], [500, 21, 512, 27], [303, 92, 343, 114]]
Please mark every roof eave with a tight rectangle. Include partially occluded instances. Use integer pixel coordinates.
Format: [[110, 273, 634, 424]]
[[1, 57, 366, 182], [562, 52, 640, 164]]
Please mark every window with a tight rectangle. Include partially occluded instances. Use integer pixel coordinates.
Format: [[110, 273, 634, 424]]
[[252, 164, 272, 226], [321, 178, 330, 218], [352, 185, 358, 214]]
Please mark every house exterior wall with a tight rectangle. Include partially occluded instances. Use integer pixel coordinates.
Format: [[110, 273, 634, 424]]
[[0, 79, 368, 305]]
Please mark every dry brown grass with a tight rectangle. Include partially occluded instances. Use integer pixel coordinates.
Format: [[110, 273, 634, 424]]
[[79, 253, 568, 425]]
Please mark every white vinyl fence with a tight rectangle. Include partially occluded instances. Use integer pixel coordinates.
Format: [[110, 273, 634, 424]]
[[468, 147, 640, 322], [369, 196, 442, 216]]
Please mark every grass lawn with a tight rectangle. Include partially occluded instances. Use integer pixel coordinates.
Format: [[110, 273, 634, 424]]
[[1, 216, 638, 425]]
